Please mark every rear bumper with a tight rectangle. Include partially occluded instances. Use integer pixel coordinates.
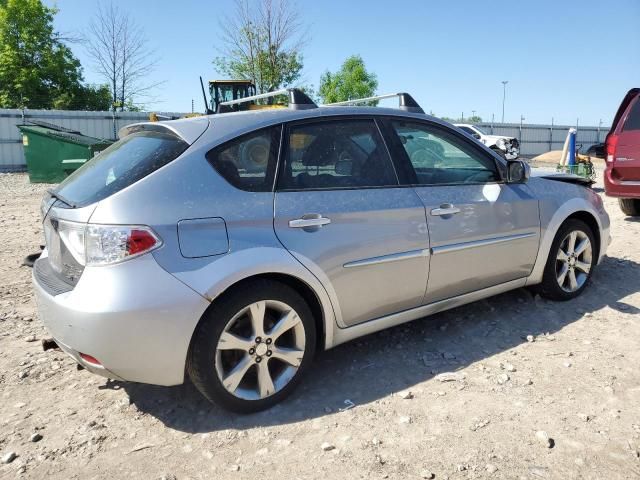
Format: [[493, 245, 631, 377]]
[[604, 166, 640, 198], [32, 253, 209, 386]]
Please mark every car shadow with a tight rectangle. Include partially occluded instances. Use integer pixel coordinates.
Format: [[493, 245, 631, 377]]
[[114, 255, 639, 433]]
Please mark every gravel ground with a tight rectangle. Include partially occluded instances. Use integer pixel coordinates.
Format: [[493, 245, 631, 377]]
[[1, 170, 639, 480]]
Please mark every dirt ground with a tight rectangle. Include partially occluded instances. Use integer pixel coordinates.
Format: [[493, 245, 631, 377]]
[[1, 169, 639, 480]]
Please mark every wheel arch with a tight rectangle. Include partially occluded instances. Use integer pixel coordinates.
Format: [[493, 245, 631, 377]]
[[211, 272, 328, 354], [565, 210, 601, 258], [172, 247, 340, 355], [526, 197, 605, 286]]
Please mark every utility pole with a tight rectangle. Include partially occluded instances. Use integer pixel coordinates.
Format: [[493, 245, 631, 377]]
[[519, 115, 525, 144], [501, 81, 509, 123], [597, 119, 603, 142], [471, 110, 476, 120], [112, 102, 117, 140]]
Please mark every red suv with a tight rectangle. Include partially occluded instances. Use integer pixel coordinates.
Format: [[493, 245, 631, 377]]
[[605, 88, 640, 216]]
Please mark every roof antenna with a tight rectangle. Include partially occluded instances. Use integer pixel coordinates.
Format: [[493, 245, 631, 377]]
[[200, 76, 213, 114]]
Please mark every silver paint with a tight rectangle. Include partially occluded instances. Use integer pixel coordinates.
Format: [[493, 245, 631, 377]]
[[32, 105, 611, 388]]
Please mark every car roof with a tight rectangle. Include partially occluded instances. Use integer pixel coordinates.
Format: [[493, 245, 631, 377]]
[[197, 106, 453, 146], [120, 106, 458, 147]]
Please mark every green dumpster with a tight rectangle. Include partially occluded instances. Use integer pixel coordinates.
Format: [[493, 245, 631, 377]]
[[17, 121, 113, 183]]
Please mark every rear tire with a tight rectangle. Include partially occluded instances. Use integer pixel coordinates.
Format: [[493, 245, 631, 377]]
[[535, 219, 596, 301], [619, 198, 640, 216], [187, 279, 316, 413]]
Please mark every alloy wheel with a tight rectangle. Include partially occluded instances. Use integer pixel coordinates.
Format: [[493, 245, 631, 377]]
[[215, 300, 306, 401], [555, 230, 592, 293]]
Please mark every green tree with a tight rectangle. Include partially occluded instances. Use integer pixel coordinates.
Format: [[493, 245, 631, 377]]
[[213, 0, 306, 95], [0, 0, 93, 109], [52, 84, 112, 111], [318, 55, 378, 105]]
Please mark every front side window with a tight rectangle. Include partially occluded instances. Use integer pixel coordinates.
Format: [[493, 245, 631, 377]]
[[279, 119, 397, 190], [391, 121, 500, 185], [458, 126, 477, 136], [206, 126, 281, 192]]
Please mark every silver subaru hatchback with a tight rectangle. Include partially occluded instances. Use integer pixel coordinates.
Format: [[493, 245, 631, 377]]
[[33, 91, 610, 412]]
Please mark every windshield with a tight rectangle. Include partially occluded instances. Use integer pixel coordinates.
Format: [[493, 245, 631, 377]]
[[472, 125, 487, 135], [53, 131, 188, 208]]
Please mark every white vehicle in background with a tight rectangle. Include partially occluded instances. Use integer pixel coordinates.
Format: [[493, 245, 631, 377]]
[[455, 124, 520, 160]]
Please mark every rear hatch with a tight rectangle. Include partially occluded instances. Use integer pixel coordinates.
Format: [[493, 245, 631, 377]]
[[36, 118, 208, 295], [607, 88, 640, 181]]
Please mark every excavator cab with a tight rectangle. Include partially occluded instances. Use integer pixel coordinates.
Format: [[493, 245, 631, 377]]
[[209, 80, 256, 113]]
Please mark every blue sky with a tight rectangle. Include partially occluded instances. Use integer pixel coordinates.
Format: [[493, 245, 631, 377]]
[[49, 0, 639, 125]]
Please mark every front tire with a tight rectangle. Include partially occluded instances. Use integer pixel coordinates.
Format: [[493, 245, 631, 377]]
[[536, 219, 596, 301], [187, 279, 316, 413], [619, 198, 640, 216]]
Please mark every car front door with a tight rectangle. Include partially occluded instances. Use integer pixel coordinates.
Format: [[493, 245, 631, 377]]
[[385, 119, 540, 304], [273, 118, 429, 327]]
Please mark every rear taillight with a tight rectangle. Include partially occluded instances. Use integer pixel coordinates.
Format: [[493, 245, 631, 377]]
[[85, 225, 161, 265], [56, 220, 161, 267], [606, 133, 618, 164]]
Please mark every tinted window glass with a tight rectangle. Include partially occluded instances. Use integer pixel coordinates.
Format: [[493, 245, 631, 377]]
[[206, 126, 281, 192], [54, 130, 188, 207], [459, 126, 476, 135], [279, 120, 397, 190], [623, 98, 640, 131], [391, 121, 500, 185]]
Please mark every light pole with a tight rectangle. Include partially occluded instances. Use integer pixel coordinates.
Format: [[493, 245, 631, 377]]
[[501, 80, 508, 123]]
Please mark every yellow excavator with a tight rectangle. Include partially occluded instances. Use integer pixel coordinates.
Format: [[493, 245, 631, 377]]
[[149, 77, 283, 121], [206, 78, 285, 113]]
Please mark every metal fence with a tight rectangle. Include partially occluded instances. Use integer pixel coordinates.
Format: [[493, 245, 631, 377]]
[[0, 109, 186, 171], [476, 121, 610, 158], [0, 108, 612, 171]]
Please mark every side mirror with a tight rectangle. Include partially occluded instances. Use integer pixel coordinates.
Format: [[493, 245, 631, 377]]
[[506, 160, 530, 183], [473, 133, 481, 140]]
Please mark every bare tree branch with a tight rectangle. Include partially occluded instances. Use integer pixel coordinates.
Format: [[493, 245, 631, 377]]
[[85, 2, 161, 110], [214, 0, 307, 95]]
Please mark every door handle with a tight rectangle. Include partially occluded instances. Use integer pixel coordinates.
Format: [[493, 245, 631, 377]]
[[431, 203, 461, 216], [289, 214, 331, 229]]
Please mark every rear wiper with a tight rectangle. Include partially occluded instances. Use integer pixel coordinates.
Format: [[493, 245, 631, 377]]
[[46, 188, 78, 209]]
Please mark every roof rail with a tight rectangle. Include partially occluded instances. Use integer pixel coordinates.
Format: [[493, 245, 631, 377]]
[[325, 92, 425, 114], [217, 88, 317, 113]]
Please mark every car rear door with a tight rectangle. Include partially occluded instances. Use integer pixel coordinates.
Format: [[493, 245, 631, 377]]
[[384, 118, 540, 304], [612, 92, 640, 181], [273, 118, 429, 327]]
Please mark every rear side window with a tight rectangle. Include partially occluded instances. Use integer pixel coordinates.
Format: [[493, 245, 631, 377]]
[[623, 98, 640, 131], [54, 130, 188, 207], [206, 126, 281, 192], [278, 119, 398, 190]]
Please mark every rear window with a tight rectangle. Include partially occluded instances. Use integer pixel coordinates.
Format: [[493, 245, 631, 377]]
[[623, 98, 640, 131], [53, 130, 188, 207]]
